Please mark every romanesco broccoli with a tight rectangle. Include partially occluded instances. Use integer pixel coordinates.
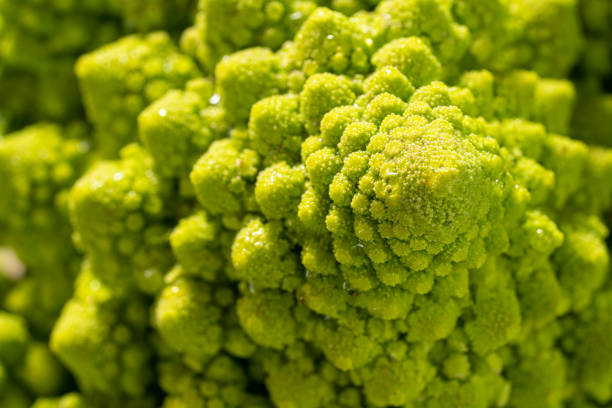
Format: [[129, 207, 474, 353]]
[[0, 1, 611, 408]]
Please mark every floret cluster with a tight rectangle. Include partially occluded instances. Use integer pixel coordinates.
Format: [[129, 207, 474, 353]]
[[1, 1, 612, 407]]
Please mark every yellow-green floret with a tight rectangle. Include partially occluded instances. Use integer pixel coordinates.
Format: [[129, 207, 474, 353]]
[[76, 32, 201, 157], [1, 1, 612, 408], [50, 266, 154, 405], [68, 144, 173, 291]]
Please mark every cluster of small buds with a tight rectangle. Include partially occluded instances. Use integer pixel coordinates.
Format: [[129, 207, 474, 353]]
[[0, 1, 612, 407]]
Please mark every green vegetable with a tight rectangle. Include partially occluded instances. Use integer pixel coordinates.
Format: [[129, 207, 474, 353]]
[[50, 265, 154, 405], [0, 1, 612, 408], [31, 393, 90, 408], [76, 32, 201, 157], [0, 311, 67, 407]]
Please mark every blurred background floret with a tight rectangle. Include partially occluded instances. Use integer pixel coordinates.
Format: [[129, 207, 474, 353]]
[[75, 32, 201, 158]]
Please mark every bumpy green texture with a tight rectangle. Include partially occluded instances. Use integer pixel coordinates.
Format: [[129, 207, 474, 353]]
[[249, 94, 307, 164], [167, 3, 612, 404], [180, 0, 383, 73], [158, 354, 271, 408], [286, 7, 372, 76], [169, 212, 227, 281], [138, 78, 228, 180], [190, 138, 260, 217], [216, 47, 287, 124], [202, 7, 609, 401], [68, 144, 174, 293], [50, 266, 155, 406], [217, 60, 612, 406], [0, 0, 203, 129], [0, 124, 89, 331], [76, 32, 201, 157], [0, 124, 88, 270], [154, 275, 257, 366], [1, 1, 612, 408], [181, 0, 317, 72]]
